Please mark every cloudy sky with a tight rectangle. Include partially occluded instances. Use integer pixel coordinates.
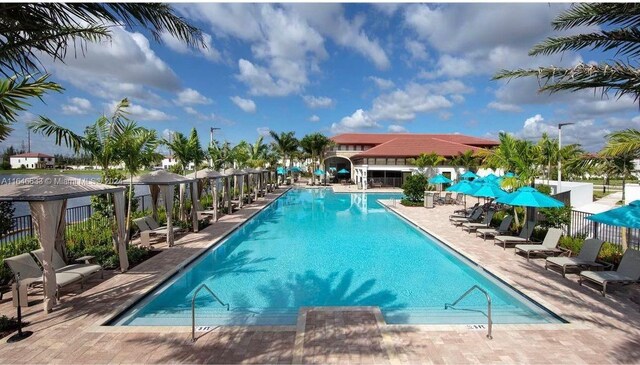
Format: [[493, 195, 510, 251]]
[[6, 3, 640, 154]]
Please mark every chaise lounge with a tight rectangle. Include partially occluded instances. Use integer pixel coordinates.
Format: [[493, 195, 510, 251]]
[[476, 215, 513, 240], [32, 248, 103, 283], [578, 248, 640, 297], [494, 220, 535, 250], [461, 209, 496, 234], [514, 228, 566, 261], [545, 238, 605, 277]]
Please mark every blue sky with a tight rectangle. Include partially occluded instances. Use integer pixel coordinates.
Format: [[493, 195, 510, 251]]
[[6, 3, 640, 155]]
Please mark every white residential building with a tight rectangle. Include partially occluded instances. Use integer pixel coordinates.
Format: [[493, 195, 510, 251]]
[[10, 153, 55, 169], [160, 156, 194, 170]]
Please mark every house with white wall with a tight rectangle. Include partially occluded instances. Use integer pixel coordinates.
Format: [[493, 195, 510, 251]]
[[9, 153, 55, 169]]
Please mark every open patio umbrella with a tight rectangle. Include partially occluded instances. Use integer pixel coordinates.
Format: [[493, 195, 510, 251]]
[[446, 180, 475, 209], [429, 174, 453, 184], [460, 171, 478, 180], [276, 167, 286, 175], [337, 168, 350, 174], [586, 200, 640, 250], [469, 181, 508, 199], [314, 169, 325, 176], [289, 166, 303, 173], [496, 186, 564, 208], [483, 173, 499, 181], [504, 172, 518, 178]]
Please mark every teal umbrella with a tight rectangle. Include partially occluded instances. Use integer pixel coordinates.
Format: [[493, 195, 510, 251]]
[[586, 200, 640, 228], [446, 180, 475, 193], [314, 169, 325, 176], [469, 181, 508, 199], [337, 168, 350, 174], [429, 174, 453, 184], [496, 186, 564, 208], [276, 167, 286, 175], [460, 171, 478, 180], [483, 173, 499, 181], [289, 166, 303, 173], [504, 172, 518, 178]]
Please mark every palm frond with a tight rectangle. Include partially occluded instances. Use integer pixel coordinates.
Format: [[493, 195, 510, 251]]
[[29, 116, 85, 153], [529, 28, 640, 58], [552, 3, 640, 30], [0, 74, 63, 124]]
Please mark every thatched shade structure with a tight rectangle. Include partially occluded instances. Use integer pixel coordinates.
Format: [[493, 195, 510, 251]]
[[0, 175, 127, 313]]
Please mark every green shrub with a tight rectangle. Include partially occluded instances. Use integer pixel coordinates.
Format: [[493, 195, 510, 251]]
[[0, 201, 14, 236], [558, 236, 623, 266], [536, 185, 552, 195], [539, 206, 571, 229], [0, 315, 20, 333], [127, 245, 151, 266], [400, 199, 423, 207], [402, 174, 429, 202]]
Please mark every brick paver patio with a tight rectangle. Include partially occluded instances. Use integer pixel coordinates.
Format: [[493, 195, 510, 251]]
[[0, 190, 638, 364]]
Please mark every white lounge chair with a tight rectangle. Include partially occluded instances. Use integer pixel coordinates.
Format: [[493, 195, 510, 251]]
[[494, 221, 535, 250], [545, 239, 605, 277], [5, 253, 83, 300], [32, 248, 103, 282], [476, 215, 513, 241], [514, 228, 566, 261], [579, 249, 640, 297]]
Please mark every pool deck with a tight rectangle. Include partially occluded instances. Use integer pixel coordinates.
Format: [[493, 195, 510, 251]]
[[0, 190, 638, 364]]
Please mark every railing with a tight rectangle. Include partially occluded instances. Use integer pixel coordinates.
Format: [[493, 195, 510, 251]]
[[191, 284, 229, 342], [569, 209, 640, 250], [445, 285, 492, 339], [0, 194, 152, 246]]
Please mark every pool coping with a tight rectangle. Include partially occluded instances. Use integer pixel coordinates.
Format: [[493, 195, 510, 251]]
[[87, 187, 292, 333]]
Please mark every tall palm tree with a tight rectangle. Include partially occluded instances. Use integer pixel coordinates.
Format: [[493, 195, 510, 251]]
[[451, 150, 480, 178], [163, 131, 191, 174], [114, 122, 161, 243], [0, 3, 204, 142], [301, 133, 333, 185], [537, 133, 556, 184], [30, 98, 130, 182], [494, 3, 640, 102], [187, 128, 205, 173], [269, 130, 299, 179], [247, 136, 269, 168], [414, 152, 445, 177], [209, 140, 232, 170]]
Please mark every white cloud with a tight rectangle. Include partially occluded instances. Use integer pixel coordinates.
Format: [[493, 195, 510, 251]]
[[237, 59, 302, 96], [160, 31, 221, 62], [388, 124, 407, 133], [405, 39, 429, 61], [106, 101, 173, 122], [368, 76, 395, 90], [230, 96, 257, 113], [436, 55, 474, 78], [184, 107, 215, 121], [257, 127, 271, 136], [330, 109, 380, 133], [44, 24, 180, 101], [309, 115, 320, 122], [175, 88, 213, 106], [488, 101, 523, 113], [61, 97, 92, 115], [302, 95, 334, 108]]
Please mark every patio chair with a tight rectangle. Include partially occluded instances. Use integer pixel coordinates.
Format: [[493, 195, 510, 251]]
[[579, 248, 640, 297], [193, 199, 216, 220], [32, 248, 103, 282], [145, 216, 183, 234], [450, 207, 483, 226], [476, 215, 513, 241], [514, 228, 567, 260], [449, 205, 481, 222], [453, 193, 464, 205], [5, 253, 83, 300], [452, 202, 479, 216], [545, 239, 605, 277], [461, 209, 496, 234], [494, 220, 536, 250]]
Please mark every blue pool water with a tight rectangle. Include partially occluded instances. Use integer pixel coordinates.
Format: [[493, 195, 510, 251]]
[[113, 189, 561, 326]]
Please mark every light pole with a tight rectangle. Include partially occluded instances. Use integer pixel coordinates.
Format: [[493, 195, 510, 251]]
[[209, 127, 220, 168], [557, 122, 574, 193]]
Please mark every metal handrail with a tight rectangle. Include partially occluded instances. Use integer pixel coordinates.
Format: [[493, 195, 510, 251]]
[[191, 284, 230, 342], [445, 285, 492, 339]]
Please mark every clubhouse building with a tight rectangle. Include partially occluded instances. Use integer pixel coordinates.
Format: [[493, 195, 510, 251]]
[[325, 133, 499, 189]]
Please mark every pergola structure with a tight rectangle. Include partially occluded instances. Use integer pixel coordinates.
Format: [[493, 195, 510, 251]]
[[0, 175, 127, 312], [223, 168, 246, 209], [186, 168, 226, 222], [127, 170, 197, 246]]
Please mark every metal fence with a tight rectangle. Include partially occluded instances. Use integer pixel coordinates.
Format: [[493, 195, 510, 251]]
[[0, 194, 152, 246], [569, 209, 639, 250]]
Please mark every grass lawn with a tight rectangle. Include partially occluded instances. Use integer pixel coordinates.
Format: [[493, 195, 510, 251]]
[[0, 168, 104, 175], [578, 179, 637, 186]]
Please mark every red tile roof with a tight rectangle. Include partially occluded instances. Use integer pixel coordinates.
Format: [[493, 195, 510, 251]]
[[331, 133, 498, 158], [11, 153, 54, 158]]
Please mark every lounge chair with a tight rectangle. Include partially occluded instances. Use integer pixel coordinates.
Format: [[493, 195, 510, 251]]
[[449, 206, 482, 222], [450, 208, 483, 226], [545, 239, 605, 277], [494, 221, 535, 250], [514, 228, 566, 260], [4, 253, 83, 300], [193, 199, 216, 220], [453, 202, 479, 216], [453, 193, 464, 205], [461, 209, 496, 234], [32, 248, 103, 282], [579, 249, 640, 297], [476, 215, 513, 240], [145, 216, 183, 234]]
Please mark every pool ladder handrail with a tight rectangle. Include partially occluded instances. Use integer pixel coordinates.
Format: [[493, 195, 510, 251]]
[[191, 284, 230, 342], [444, 285, 492, 339]]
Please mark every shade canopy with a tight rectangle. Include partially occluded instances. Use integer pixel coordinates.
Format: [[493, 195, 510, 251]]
[[504, 172, 518, 178], [429, 174, 452, 184], [496, 186, 564, 208], [185, 168, 226, 179], [0, 175, 125, 201], [446, 180, 475, 194], [223, 167, 246, 176], [469, 181, 508, 199], [276, 167, 286, 175], [586, 200, 640, 228], [337, 168, 350, 174], [460, 171, 478, 180], [314, 169, 325, 176], [289, 166, 303, 173], [483, 173, 499, 181], [128, 170, 194, 185], [244, 168, 260, 174]]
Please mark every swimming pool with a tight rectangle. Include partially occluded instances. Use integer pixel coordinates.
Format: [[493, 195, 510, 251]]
[[112, 188, 562, 326]]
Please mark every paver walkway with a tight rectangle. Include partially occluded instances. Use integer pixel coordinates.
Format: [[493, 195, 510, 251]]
[[0, 190, 638, 364]]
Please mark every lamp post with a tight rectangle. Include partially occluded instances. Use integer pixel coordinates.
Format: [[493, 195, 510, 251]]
[[557, 122, 574, 193], [209, 127, 220, 168]]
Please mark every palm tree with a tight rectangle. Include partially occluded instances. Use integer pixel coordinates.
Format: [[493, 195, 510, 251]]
[[247, 136, 269, 168], [269, 131, 299, 181], [600, 129, 640, 157], [494, 3, 640, 102], [414, 152, 445, 177], [0, 3, 203, 142], [300, 133, 333, 185], [114, 122, 161, 243], [30, 98, 130, 182], [209, 140, 232, 170], [163, 132, 191, 174], [230, 140, 251, 168], [451, 150, 480, 178], [187, 128, 206, 173], [537, 133, 556, 184]]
